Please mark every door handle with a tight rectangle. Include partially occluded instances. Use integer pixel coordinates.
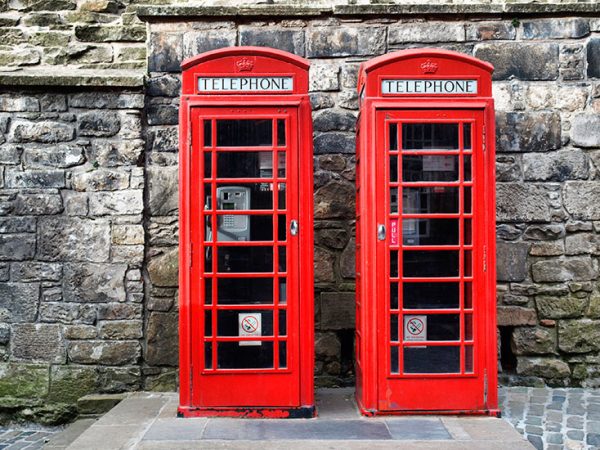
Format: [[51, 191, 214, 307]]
[[377, 224, 386, 241], [290, 220, 299, 236]]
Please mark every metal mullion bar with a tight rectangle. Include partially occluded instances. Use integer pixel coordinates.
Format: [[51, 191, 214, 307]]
[[458, 121, 465, 375], [210, 118, 218, 371], [397, 120, 405, 376], [272, 118, 280, 370]]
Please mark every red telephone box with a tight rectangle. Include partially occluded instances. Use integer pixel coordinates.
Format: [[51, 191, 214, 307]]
[[178, 47, 314, 418], [355, 49, 498, 415]]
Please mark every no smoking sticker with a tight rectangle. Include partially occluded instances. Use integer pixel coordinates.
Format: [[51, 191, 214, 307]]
[[404, 315, 427, 342], [239, 313, 262, 346]]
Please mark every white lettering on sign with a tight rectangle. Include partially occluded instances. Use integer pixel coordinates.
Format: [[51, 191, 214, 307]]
[[404, 315, 427, 342], [198, 77, 293, 92], [381, 79, 477, 95], [239, 313, 262, 346]]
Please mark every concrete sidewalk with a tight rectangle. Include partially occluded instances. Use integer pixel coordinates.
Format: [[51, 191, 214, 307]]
[[49, 389, 532, 450]]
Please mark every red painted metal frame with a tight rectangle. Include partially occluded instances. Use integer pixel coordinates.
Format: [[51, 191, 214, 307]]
[[355, 49, 498, 416], [178, 47, 314, 418]]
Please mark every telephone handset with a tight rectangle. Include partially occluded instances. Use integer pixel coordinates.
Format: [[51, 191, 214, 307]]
[[205, 186, 252, 242]]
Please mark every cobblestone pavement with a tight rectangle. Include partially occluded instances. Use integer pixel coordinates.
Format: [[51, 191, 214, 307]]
[[500, 386, 600, 450], [0, 427, 60, 450]]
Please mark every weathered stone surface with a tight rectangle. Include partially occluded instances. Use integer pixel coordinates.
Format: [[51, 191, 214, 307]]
[[69, 92, 144, 109], [558, 319, 600, 353], [68, 341, 141, 366], [76, 393, 124, 414], [571, 114, 600, 148], [146, 103, 178, 126], [147, 248, 178, 287], [88, 190, 143, 215], [0, 95, 39, 112], [314, 246, 335, 284], [10, 121, 74, 143], [13, 191, 63, 215], [313, 109, 356, 132], [97, 366, 141, 393], [72, 169, 129, 192], [0, 283, 39, 323], [389, 22, 464, 43], [5, 169, 65, 189], [532, 256, 597, 282], [87, 139, 144, 167], [320, 292, 355, 330], [315, 332, 340, 359], [588, 39, 600, 79], [11, 324, 66, 363], [97, 303, 142, 320], [147, 75, 181, 97], [523, 19, 589, 39], [466, 22, 516, 41], [530, 241, 564, 257], [112, 224, 144, 245], [517, 357, 570, 378], [0, 144, 21, 165], [147, 166, 178, 216], [63, 325, 96, 340], [308, 26, 385, 57], [497, 306, 537, 326], [314, 132, 355, 155], [315, 181, 355, 219], [48, 365, 97, 403], [566, 233, 600, 255], [39, 303, 96, 325], [145, 312, 178, 366], [496, 111, 561, 153], [98, 320, 142, 340], [310, 93, 334, 110], [11, 262, 62, 282], [309, 62, 339, 92], [523, 224, 564, 241], [316, 228, 349, 250], [496, 242, 528, 282], [523, 149, 587, 182], [536, 295, 587, 319], [22, 145, 84, 169], [78, 111, 120, 137], [63, 263, 126, 303], [475, 43, 559, 80], [74, 25, 145, 42], [339, 238, 355, 279], [496, 155, 521, 182], [0, 363, 49, 398], [512, 326, 556, 355], [496, 184, 554, 222], [239, 27, 304, 55], [149, 32, 182, 73], [37, 217, 110, 262], [0, 233, 36, 261], [564, 182, 600, 220]]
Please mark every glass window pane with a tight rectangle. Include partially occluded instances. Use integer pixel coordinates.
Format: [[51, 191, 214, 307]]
[[204, 246, 213, 273], [204, 310, 212, 336], [217, 246, 273, 273], [204, 184, 273, 212], [205, 342, 212, 369], [217, 310, 273, 337], [464, 250, 472, 277], [207, 215, 273, 242], [389, 123, 398, 151], [216, 152, 275, 179], [403, 314, 459, 341], [279, 309, 286, 336], [464, 187, 472, 214], [463, 155, 471, 181], [403, 219, 459, 246], [402, 123, 459, 150], [403, 282, 459, 309], [216, 119, 272, 147], [465, 314, 473, 341], [465, 346, 474, 373], [278, 246, 286, 272], [279, 341, 287, 368], [391, 346, 399, 374], [218, 342, 274, 369], [277, 152, 286, 178], [390, 314, 399, 342], [403, 346, 460, 374], [279, 278, 287, 304], [217, 278, 273, 305], [390, 282, 399, 310], [403, 250, 459, 278], [390, 250, 398, 278], [464, 219, 472, 246], [403, 187, 459, 214], [463, 123, 472, 150], [277, 119, 286, 147], [464, 282, 472, 309], [278, 183, 286, 209], [204, 120, 212, 147], [390, 188, 399, 214], [278, 215, 286, 241], [204, 152, 212, 178], [389, 155, 398, 182], [204, 278, 212, 304], [402, 155, 458, 182]]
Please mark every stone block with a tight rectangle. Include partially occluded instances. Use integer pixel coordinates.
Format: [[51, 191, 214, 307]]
[[315, 332, 340, 359], [589, 39, 600, 79], [512, 326, 557, 355], [77, 393, 125, 415], [74, 25, 145, 42], [315, 181, 355, 219], [388, 22, 464, 44], [564, 182, 600, 220], [149, 32, 182, 73], [496, 111, 561, 153], [316, 228, 349, 250], [88, 190, 143, 216], [320, 292, 355, 330], [523, 149, 587, 182], [147, 248, 178, 287], [313, 109, 356, 132], [182, 29, 237, 59], [64, 325, 97, 340], [150, 127, 178, 153], [566, 233, 600, 256], [529, 241, 564, 257], [37, 217, 110, 262], [522, 19, 590, 39], [0, 234, 36, 261], [11, 262, 62, 282], [571, 114, 600, 148], [0, 94, 39, 112], [111, 245, 144, 265], [495, 155, 521, 182], [147, 75, 181, 97], [68, 92, 144, 109], [0, 363, 49, 398], [145, 312, 178, 366], [0, 145, 22, 165], [48, 365, 98, 403], [497, 306, 537, 326], [145, 369, 178, 392], [97, 303, 142, 320], [22, 145, 84, 169], [465, 22, 516, 41], [0, 323, 9, 345], [72, 169, 129, 192], [87, 139, 144, 167], [78, 111, 121, 137], [68, 341, 141, 366], [338, 89, 358, 110], [532, 256, 597, 282], [310, 93, 334, 110], [496, 183, 554, 222], [10, 121, 74, 143], [496, 242, 528, 282], [240, 27, 304, 56], [309, 62, 339, 92], [314, 132, 355, 155], [536, 295, 587, 319], [11, 324, 66, 363], [39, 303, 96, 325], [558, 319, 600, 353], [40, 94, 67, 112], [5, 169, 65, 189], [0, 48, 40, 66], [475, 43, 559, 80], [308, 26, 385, 57], [314, 246, 335, 284], [147, 166, 178, 216], [14, 192, 63, 215], [63, 263, 127, 303], [146, 104, 178, 126], [97, 366, 141, 392], [339, 238, 355, 279], [516, 357, 570, 378], [112, 224, 144, 245], [98, 320, 142, 340], [523, 224, 564, 241]]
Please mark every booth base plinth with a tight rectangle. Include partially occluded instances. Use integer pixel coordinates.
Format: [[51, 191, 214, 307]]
[[356, 397, 500, 417], [177, 405, 316, 419]]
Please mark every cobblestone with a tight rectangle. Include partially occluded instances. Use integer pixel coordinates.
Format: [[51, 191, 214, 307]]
[[501, 386, 600, 450], [0, 426, 60, 449]]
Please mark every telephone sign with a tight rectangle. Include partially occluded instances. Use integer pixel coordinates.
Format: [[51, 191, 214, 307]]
[[178, 47, 315, 418], [355, 49, 499, 416]]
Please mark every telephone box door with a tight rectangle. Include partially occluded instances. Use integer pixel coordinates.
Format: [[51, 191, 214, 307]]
[[376, 108, 487, 411], [190, 106, 301, 408]]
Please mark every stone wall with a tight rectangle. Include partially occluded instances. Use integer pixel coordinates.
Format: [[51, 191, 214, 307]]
[[0, 88, 145, 423]]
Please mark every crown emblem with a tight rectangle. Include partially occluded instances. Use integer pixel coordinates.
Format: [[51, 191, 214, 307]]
[[420, 59, 439, 74], [235, 57, 254, 72]]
